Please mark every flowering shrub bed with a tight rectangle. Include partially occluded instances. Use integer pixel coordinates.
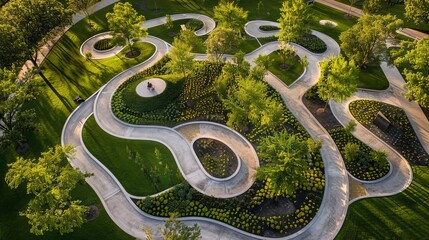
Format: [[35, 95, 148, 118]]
[[329, 128, 390, 180], [350, 100, 429, 165], [193, 138, 238, 178], [259, 34, 327, 53], [137, 158, 324, 237], [94, 38, 114, 51], [113, 60, 325, 237]]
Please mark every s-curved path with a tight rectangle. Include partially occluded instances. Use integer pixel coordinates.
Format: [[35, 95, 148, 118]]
[[62, 17, 416, 240], [80, 13, 215, 60]]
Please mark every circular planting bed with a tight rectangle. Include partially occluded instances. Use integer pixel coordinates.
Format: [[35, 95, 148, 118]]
[[259, 25, 280, 31], [193, 138, 239, 179], [135, 78, 167, 97], [94, 38, 115, 51], [319, 20, 337, 28]]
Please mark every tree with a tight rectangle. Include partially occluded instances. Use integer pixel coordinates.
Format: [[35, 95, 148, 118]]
[[250, 54, 271, 81], [205, 27, 239, 62], [0, 66, 39, 151], [278, 42, 296, 69], [277, 0, 311, 44], [224, 76, 284, 128], [5, 145, 91, 235], [394, 39, 429, 107], [165, 14, 174, 30], [317, 55, 359, 111], [143, 213, 201, 240], [165, 38, 195, 78], [364, 0, 384, 14], [213, 0, 248, 36], [256, 130, 311, 196], [340, 14, 402, 68], [0, 0, 72, 79], [106, 2, 147, 57], [404, 0, 429, 25], [178, 29, 203, 53], [0, 24, 26, 68], [68, 0, 98, 26]]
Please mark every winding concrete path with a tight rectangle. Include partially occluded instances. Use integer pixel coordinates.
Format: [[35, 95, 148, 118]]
[[80, 13, 215, 59], [60, 12, 418, 240]]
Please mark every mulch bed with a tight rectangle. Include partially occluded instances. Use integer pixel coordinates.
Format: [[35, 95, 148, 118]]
[[125, 50, 141, 58]]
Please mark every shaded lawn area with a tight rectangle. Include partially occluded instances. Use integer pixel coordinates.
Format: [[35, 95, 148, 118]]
[[82, 116, 183, 196], [333, 0, 429, 33], [336, 166, 429, 239], [358, 63, 389, 90], [268, 51, 305, 86]]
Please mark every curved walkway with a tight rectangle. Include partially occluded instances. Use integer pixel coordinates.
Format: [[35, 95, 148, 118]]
[[80, 13, 215, 59], [61, 15, 418, 240]]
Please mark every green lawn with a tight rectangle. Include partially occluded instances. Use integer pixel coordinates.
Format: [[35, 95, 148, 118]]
[[121, 74, 183, 112], [333, 0, 429, 33], [336, 166, 429, 239], [1, 0, 427, 238], [268, 51, 305, 86], [358, 63, 390, 90], [82, 116, 182, 196]]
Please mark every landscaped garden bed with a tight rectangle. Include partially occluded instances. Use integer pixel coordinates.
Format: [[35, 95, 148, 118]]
[[303, 88, 390, 181], [94, 38, 115, 51], [259, 33, 327, 53], [113, 58, 326, 237], [193, 138, 238, 178], [259, 25, 280, 31], [268, 50, 305, 86], [349, 100, 429, 165]]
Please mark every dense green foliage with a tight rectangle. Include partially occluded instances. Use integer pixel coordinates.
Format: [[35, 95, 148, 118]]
[[394, 39, 429, 107], [93, 38, 114, 51], [106, 2, 147, 55], [5, 145, 90, 235], [340, 14, 402, 68], [328, 128, 390, 180], [350, 100, 429, 165], [404, 0, 429, 25]]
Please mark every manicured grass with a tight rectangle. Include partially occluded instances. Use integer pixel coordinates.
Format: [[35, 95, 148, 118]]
[[357, 63, 390, 90], [82, 116, 182, 196], [268, 51, 305, 86], [333, 0, 429, 33], [121, 74, 184, 112], [336, 166, 429, 239], [310, 3, 357, 43]]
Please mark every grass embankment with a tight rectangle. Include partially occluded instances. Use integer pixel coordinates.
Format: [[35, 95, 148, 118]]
[[336, 166, 429, 239], [82, 116, 182, 196]]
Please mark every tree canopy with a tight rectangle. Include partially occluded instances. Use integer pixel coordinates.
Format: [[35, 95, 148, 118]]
[[0, 65, 39, 150], [165, 38, 195, 78], [277, 0, 311, 44], [317, 55, 359, 110], [106, 2, 147, 56], [394, 39, 429, 107], [213, 0, 248, 35], [143, 214, 201, 240], [339, 14, 402, 68], [404, 0, 429, 25], [205, 27, 239, 62], [68, 0, 98, 25], [0, 0, 72, 73], [363, 0, 383, 14], [256, 130, 313, 196], [5, 145, 91, 235]]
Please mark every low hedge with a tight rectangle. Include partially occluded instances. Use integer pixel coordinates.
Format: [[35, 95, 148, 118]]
[[94, 38, 114, 51]]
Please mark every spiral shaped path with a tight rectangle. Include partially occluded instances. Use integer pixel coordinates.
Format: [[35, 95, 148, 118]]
[[61, 16, 416, 240]]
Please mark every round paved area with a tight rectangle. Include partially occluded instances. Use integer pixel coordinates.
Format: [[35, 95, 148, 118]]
[[135, 78, 167, 97]]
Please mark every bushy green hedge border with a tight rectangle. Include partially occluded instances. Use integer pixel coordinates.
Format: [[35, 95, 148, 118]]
[[260, 34, 327, 53]]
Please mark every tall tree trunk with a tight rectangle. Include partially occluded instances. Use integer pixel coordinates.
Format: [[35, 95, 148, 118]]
[[30, 58, 49, 82], [323, 99, 330, 112]]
